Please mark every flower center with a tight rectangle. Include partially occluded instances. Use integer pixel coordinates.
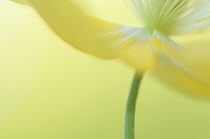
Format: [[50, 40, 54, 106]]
[[144, 0, 187, 32], [128, 0, 210, 35]]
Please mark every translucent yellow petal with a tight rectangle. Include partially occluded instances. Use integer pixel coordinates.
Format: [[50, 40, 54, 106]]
[[10, 0, 158, 71], [10, 0, 30, 5], [119, 40, 158, 73], [28, 0, 121, 59], [110, 27, 159, 72], [73, 0, 140, 25], [154, 33, 210, 97], [11, 0, 139, 25]]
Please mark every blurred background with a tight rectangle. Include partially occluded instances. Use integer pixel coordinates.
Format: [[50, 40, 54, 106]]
[[1, 0, 210, 139]]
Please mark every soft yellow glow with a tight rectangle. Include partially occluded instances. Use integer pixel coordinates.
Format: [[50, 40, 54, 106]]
[[2, 1, 210, 139]]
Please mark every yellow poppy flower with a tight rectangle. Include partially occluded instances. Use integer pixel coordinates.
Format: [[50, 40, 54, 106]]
[[11, 0, 210, 97]]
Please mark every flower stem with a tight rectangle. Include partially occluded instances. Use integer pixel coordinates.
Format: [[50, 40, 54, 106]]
[[124, 72, 143, 139]]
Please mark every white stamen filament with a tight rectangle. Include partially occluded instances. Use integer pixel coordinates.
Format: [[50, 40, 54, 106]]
[[126, 0, 210, 35]]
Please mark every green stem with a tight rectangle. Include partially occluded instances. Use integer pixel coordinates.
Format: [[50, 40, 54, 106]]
[[124, 72, 143, 139]]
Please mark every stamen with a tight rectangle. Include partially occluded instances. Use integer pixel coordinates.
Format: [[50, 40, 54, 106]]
[[126, 0, 210, 35]]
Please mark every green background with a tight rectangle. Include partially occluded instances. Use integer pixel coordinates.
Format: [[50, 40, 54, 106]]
[[1, 0, 210, 139]]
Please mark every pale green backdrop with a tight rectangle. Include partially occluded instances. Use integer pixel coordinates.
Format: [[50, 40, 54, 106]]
[[1, 0, 210, 139]]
